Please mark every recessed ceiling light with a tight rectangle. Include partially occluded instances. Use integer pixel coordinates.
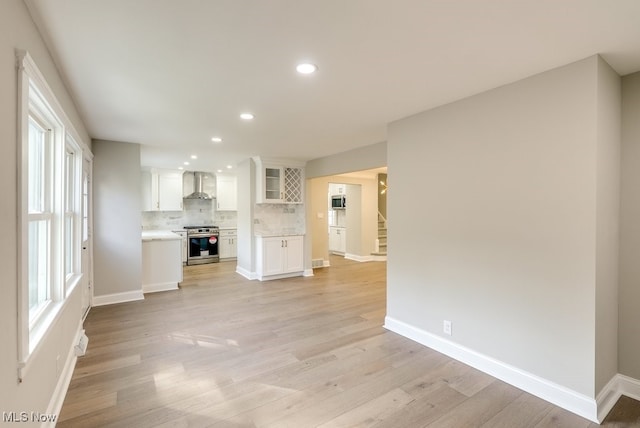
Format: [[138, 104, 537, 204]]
[[178, 167, 184, 170], [211, 137, 223, 143], [184, 161, 190, 165], [226, 165, 233, 169], [217, 169, 223, 173], [296, 63, 318, 74], [240, 113, 254, 120], [191, 155, 197, 159]]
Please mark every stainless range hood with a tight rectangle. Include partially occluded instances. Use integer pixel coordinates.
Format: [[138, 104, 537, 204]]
[[184, 171, 213, 200]]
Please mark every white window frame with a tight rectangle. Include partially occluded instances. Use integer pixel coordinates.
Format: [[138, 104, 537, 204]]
[[64, 134, 82, 293], [26, 112, 55, 326], [16, 50, 88, 381]]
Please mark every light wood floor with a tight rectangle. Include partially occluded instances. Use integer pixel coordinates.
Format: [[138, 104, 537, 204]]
[[59, 256, 640, 427]]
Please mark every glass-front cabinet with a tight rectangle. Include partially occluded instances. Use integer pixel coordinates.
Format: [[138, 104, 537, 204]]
[[265, 167, 282, 201], [254, 157, 304, 204]]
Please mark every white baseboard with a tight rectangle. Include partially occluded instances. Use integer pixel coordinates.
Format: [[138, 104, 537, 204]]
[[236, 266, 256, 280], [142, 282, 179, 294], [92, 290, 144, 306], [384, 316, 599, 423], [344, 253, 371, 262], [303, 269, 314, 277], [344, 253, 387, 262], [345, 253, 375, 262], [256, 271, 304, 281], [618, 373, 640, 401], [323, 260, 331, 267], [45, 324, 84, 427], [597, 373, 640, 422]]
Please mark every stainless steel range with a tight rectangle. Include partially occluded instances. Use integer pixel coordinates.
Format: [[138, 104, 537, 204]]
[[184, 226, 219, 265]]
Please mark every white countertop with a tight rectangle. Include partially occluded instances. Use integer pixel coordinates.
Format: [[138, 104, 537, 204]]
[[142, 230, 182, 241]]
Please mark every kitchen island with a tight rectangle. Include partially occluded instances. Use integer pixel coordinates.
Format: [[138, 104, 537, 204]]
[[141, 230, 183, 293]]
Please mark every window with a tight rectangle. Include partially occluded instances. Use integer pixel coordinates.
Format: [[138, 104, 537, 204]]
[[17, 50, 86, 376], [64, 136, 81, 289], [27, 116, 53, 323]]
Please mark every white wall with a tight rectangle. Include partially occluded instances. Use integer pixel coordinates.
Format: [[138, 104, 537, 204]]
[[236, 157, 255, 276], [387, 56, 612, 398], [594, 57, 621, 394], [92, 140, 143, 300], [306, 141, 386, 179], [619, 70, 640, 380], [0, 0, 91, 419]]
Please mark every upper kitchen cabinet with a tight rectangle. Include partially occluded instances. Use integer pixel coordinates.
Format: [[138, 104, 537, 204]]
[[216, 174, 237, 211], [254, 157, 304, 204], [141, 168, 183, 211]]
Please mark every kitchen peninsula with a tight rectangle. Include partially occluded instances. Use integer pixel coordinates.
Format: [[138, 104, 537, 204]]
[[141, 230, 183, 293]]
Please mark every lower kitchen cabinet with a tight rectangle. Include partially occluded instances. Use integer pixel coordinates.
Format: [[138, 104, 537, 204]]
[[329, 226, 346, 254], [256, 235, 303, 280], [219, 229, 237, 260]]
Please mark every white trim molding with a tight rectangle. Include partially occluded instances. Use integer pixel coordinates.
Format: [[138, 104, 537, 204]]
[[255, 271, 304, 281], [92, 290, 144, 307], [303, 269, 314, 277], [384, 316, 599, 423], [618, 374, 640, 402], [45, 323, 84, 427], [596, 373, 640, 422], [345, 253, 375, 263], [142, 282, 179, 294], [235, 266, 256, 280]]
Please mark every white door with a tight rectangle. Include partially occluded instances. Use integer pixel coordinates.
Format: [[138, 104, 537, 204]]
[[81, 157, 92, 319]]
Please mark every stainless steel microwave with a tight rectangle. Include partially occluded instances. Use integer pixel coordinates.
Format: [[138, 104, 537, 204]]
[[331, 194, 346, 209]]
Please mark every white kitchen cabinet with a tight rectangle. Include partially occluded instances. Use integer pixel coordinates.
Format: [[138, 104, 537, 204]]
[[254, 157, 304, 204], [219, 229, 237, 259], [142, 169, 183, 211], [256, 235, 304, 280], [216, 174, 237, 211], [328, 183, 346, 195], [329, 227, 346, 254]]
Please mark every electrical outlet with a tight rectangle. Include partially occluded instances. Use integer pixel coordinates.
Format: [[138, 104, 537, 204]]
[[443, 320, 452, 336]]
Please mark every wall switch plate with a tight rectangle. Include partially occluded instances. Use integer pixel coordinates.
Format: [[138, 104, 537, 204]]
[[443, 320, 452, 336]]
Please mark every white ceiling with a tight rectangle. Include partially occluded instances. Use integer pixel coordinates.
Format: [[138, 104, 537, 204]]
[[25, 0, 640, 173]]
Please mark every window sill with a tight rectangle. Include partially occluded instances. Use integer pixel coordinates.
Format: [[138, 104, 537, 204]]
[[18, 299, 64, 382]]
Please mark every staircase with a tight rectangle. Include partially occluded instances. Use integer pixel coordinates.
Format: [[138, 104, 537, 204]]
[[372, 215, 387, 258]]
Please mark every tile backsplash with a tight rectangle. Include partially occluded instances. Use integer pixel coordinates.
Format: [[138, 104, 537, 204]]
[[142, 199, 237, 230], [253, 204, 305, 235], [142, 201, 304, 235]]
